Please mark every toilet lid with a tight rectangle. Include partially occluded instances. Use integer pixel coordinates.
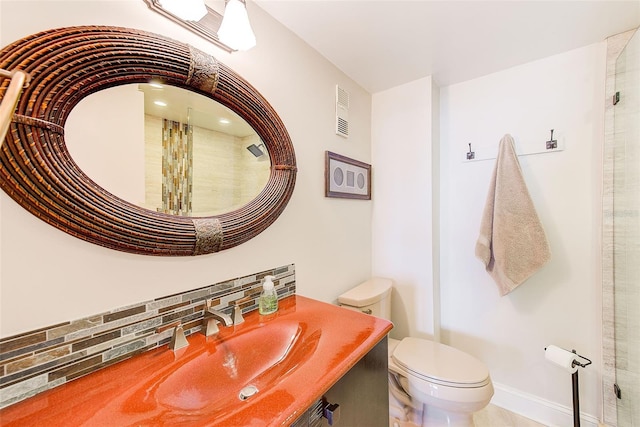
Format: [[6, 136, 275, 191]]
[[392, 337, 490, 387]]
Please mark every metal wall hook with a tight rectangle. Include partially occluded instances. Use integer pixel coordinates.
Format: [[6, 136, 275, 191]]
[[466, 143, 475, 160], [546, 129, 558, 150]]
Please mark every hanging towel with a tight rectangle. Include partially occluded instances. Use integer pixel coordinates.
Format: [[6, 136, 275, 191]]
[[475, 134, 551, 296]]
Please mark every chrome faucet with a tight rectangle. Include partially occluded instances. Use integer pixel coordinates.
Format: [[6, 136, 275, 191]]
[[203, 304, 233, 336], [207, 308, 233, 326]]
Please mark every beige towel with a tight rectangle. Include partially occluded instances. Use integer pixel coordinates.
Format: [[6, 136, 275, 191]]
[[475, 134, 551, 295]]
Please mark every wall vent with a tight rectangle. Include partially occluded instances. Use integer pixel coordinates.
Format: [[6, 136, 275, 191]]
[[335, 85, 349, 138], [291, 398, 323, 427]]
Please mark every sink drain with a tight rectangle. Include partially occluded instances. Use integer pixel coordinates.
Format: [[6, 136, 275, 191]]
[[239, 385, 259, 401]]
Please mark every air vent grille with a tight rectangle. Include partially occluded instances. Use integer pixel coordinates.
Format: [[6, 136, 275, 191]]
[[337, 117, 349, 137], [335, 85, 349, 138], [291, 398, 324, 427], [337, 86, 349, 108], [309, 398, 324, 426]]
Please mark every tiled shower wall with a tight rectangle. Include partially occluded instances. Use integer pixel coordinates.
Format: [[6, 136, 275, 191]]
[[0, 264, 295, 409], [144, 114, 270, 215]]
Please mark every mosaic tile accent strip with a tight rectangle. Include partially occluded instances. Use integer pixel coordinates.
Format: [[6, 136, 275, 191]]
[[161, 118, 193, 215], [0, 264, 295, 409]]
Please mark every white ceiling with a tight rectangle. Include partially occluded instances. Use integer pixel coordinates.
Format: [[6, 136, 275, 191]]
[[253, 0, 640, 93], [139, 83, 255, 136]]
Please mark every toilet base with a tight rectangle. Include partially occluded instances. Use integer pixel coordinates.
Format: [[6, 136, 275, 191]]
[[389, 416, 421, 427], [422, 405, 475, 427], [388, 369, 482, 427], [389, 385, 423, 427], [389, 405, 476, 427]]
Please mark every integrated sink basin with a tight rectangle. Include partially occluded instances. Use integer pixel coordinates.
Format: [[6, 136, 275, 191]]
[[139, 320, 320, 417], [0, 296, 392, 426]]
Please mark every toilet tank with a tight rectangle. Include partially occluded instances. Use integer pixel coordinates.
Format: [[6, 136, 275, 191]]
[[338, 278, 392, 320]]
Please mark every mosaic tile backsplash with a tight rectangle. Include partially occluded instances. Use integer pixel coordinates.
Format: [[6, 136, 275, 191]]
[[0, 264, 295, 409]]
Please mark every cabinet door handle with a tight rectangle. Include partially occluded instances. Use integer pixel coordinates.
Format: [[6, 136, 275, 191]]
[[323, 402, 340, 425], [362, 309, 372, 315]]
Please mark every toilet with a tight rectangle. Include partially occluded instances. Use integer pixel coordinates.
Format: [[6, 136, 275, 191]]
[[338, 278, 494, 427]]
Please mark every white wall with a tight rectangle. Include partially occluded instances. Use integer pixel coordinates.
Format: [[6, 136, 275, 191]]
[[371, 76, 439, 340], [66, 84, 146, 206], [0, 2, 612, 424], [0, 0, 372, 336], [439, 43, 605, 425]]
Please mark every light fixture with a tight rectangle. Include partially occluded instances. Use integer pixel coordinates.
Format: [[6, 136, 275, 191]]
[[218, 0, 256, 51], [158, 0, 207, 21]]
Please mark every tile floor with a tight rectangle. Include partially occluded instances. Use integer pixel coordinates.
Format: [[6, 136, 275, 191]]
[[389, 404, 547, 427], [474, 404, 547, 427]]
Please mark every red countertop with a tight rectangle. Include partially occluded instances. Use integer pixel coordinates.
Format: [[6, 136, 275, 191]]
[[0, 295, 392, 426]]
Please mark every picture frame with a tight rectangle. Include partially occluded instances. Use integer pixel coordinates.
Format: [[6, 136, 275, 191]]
[[325, 151, 371, 200]]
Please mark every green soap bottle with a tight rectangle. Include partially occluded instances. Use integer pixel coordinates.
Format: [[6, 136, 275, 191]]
[[259, 276, 278, 315]]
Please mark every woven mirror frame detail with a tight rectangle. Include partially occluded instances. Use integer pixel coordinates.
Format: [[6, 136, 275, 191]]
[[0, 26, 297, 256]]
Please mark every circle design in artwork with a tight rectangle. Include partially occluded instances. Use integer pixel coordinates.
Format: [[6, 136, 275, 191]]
[[334, 167, 344, 186], [357, 172, 365, 189]]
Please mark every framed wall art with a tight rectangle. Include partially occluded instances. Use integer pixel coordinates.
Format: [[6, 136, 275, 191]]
[[325, 151, 371, 200]]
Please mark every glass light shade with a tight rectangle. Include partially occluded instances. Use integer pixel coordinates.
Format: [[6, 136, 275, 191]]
[[160, 0, 207, 22], [218, 0, 257, 51]]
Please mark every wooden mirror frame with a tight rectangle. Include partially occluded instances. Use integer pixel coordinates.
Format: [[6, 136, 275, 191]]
[[0, 26, 297, 256]]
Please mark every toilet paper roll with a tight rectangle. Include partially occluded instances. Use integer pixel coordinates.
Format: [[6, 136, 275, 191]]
[[545, 345, 579, 373]]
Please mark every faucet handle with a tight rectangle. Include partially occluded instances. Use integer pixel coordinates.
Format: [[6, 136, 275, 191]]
[[169, 323, 189, 351], [231, 303, 244, 325], [231, 297, 252, 325], [203, 317, 220, 336]]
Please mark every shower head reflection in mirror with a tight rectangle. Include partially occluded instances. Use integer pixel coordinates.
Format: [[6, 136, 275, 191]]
[[246, 143, 267, 158]]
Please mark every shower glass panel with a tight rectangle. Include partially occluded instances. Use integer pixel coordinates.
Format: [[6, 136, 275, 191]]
[[613, 28, 639, 426]]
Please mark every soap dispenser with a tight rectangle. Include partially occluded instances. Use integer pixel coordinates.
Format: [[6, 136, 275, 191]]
[[259, 276, 278, 315]]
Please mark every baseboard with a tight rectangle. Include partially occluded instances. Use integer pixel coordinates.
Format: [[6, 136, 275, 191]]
[[491, 382, 600, 427]]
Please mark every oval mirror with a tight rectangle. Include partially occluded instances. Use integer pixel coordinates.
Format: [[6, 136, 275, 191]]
[[66, 83, 271, 217], [0, 26, 297, 256]]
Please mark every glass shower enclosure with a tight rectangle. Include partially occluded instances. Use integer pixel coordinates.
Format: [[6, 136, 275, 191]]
[[611, 27, 639, 426]]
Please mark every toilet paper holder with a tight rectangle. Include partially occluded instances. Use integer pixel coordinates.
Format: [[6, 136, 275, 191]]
[[568, 349, 592, 369], [544, 346, 592, 370], [544, 346, 592, 427]]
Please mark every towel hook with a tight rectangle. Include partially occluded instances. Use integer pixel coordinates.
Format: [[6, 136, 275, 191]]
[[546, 129, 557, 150], [466, 143, 475, 160]]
